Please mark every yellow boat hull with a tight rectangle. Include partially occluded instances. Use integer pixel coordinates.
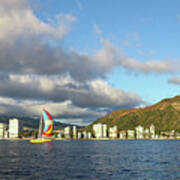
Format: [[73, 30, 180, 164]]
[[30, 139, 52, 143]]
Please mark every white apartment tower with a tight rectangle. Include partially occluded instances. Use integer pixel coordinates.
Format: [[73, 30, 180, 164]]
[[93, 123, 107, 138], [83, 131, 87, 139], [109, 126, 118, 138], [87, 132, 92, 139], [119, 130, 127, 139], [136, 125, 144, 139], [102, 124, 107, 137], [64, 126, 71, 139], [73, 126, 77, 139], [93, 124, 103, 138], [9, 119, 20, 138], [149, 124, 155, 139], [127, 130, 135, 139], [0, 123, 7, 139], [77, 132, 82, 139]]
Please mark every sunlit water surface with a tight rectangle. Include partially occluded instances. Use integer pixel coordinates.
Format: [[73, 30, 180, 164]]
[[0, 140, 180, 180]]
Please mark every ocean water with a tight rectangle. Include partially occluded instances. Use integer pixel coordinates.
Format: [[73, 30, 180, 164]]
[[0, 140, 180, 180]]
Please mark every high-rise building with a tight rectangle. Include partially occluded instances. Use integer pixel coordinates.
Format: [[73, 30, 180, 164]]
[[144, 128, 150, 139], [9, 119, 20, 138], [4, 130, 8, 139], [93, 123, 108, 138], [93, 124, 103, 138], [77, 132, 82, 139], [57, 129, 64, 139], [87, 132, 92, 139], [109, 126, 118, 138], [149, 124, 155, 139], [135, 125, 144, 139], [119, 130, 126, 139], [73, 126, 77, 139], [93, 123, 109, 138], [83, 131, 87, 139], [102, 124, 107, 137], [127, 130, 135, 139], [0, 123, 7, 139], [169, 130, 175, 139], [64, 126, 71, 139]]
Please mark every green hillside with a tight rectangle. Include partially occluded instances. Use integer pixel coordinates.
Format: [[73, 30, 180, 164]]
[[85, 96, 180, 134]]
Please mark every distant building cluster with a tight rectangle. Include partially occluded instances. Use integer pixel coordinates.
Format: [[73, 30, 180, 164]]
[[56, 123, 180, 140], [0, 119, 22, 139], [91, 124, 157, 139], [1, 118, 180, 140], [57, 126, 92, 139], [90, 124, 157, 139]]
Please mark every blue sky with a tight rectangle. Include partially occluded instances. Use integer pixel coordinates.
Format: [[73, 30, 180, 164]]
[[34, 0, 180, 103], [0, 0, 179, 125]]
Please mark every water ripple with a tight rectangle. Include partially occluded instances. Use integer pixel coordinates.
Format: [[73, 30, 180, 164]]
[[0, 140, 180, 179]]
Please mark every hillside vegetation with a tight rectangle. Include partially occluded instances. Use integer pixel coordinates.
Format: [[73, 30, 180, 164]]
[[85, 96, 180, 133]]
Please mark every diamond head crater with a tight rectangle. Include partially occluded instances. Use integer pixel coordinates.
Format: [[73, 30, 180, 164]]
[[84, 95, 180, 138]]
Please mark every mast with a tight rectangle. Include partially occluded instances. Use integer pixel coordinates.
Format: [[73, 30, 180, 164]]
[[38, 113, 43, 138]]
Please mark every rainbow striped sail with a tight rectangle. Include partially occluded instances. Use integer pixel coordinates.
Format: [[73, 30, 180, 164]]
[[42, 109, 53, 137], [30, 109, 53, 143]]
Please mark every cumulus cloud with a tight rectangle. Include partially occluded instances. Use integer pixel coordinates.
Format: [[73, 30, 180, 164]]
[[94, 39, 180, 75], [0, 74, 143, 109], [0, 73, 143, 125], [168, 77, 180, 85], [0, 29, 178, 82], [119, 57, 179, 74], [0, 1, 178, 79], [0, 0, 76, 44], [0, 96, 107, 125], [0, 39, 115, 81]]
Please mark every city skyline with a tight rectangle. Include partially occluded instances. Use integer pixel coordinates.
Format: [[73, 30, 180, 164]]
[[0, 0, 179, 125]]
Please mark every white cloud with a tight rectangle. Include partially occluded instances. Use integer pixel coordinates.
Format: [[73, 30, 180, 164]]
[[0, 73, 144, 125], [93, 39, 119, 71], [24, 100, 89, 116], [0, 96, 107, 124], [1, 74, 143, 108], [94, 39, 180, 74], [0, 97, 17, 105], [168, 77, 180, 85], [88, 79, 143, 107], [0, 0, 76, 44]]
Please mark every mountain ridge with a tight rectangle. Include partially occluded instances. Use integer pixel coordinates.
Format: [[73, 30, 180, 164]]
[[0, 116, 83, 130], [85, 95, 180, 133]]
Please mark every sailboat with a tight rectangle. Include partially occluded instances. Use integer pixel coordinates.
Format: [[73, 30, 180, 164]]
[[30, 109, 53, 143]]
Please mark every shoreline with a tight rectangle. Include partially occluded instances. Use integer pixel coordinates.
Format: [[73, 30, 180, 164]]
[[1, 137, 180, 141]]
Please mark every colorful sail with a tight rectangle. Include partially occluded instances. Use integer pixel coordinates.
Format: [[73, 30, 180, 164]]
[[42, 109, 53, 137]]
